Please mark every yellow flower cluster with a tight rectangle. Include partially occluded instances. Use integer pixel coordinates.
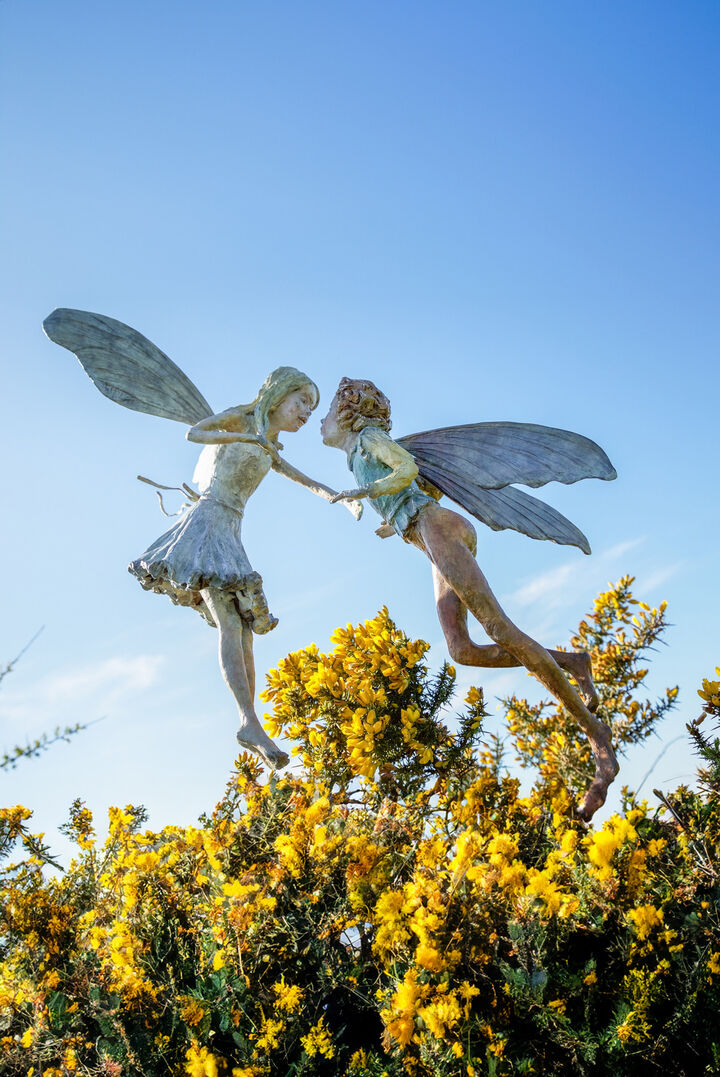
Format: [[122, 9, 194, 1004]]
[[525, 866, 578, 918], [627, 904, 664, 941], [584, 810, 644, 880], [185, 1042, 219, 1076], [698, 668, 720, 709], [300, 1015, 335, 1058], [253, 1016, 284, 1052], [272, 978, 304, 1014], [382, 968, 480, 1051], [381, 968, 429, 1046], [260, 607, 430, 780], [83, 919, 158, 1004], [179, 996, 206, 1027], [400, 705, 433, 764]]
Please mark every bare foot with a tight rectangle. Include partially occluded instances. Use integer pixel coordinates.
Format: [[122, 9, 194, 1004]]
[[236, 723, 289, 770], [577, 721, 619, 822], [564, 651, 599, 712]]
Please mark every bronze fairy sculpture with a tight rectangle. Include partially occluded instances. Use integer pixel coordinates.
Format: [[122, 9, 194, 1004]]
[[43, 309, 359, 770], [322, 377, 619, 821]]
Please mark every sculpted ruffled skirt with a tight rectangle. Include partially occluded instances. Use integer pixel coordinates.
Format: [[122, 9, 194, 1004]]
[[128, 495, 277, 634]]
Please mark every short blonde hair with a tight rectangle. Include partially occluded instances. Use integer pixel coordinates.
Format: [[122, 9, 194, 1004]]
[[332, 377, 392, 433]]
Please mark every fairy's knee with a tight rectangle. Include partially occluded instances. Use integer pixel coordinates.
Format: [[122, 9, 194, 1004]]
[[447, 512, 477, 553], [446, 636, 479, 665]]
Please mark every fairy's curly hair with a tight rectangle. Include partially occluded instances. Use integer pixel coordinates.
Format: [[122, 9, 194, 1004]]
[[332, 377, 392, 433]]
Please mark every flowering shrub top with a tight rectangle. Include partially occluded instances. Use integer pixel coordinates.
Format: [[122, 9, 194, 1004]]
[[1, 591, 719, 1076]]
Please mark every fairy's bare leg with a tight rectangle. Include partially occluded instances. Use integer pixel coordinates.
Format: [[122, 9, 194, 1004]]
[[201, 587, 289, 770], [412, 504, 617, 820], [432, 570, 599, 711], [242, 621, 255, 700]]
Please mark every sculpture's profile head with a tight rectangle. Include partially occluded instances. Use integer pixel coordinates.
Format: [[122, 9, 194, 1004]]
[[321, 377, 391, 447], [254, 366, 319, 436]]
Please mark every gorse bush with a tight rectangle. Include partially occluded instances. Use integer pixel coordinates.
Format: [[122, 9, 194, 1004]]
[[1, 579, 719, 1076]]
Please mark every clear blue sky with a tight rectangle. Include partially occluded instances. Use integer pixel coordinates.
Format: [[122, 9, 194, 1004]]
[[1, 1, 718, 860]]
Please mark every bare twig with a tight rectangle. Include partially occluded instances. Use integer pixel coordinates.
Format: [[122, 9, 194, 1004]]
[[0, 626, 44, 687]]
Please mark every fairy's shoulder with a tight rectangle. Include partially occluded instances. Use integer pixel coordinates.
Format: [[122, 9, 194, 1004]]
[[216, 405, 255, 432], [358, 425, 395, 451]]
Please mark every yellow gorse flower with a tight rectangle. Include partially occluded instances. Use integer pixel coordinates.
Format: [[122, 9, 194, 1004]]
[[300, 1015, 335, 1058], [698, 669, 720, 708], [185, 1043, 220, 1077], [272, 978, 304, 1014], [584, 811, 643, 880], [627, 904, 664, 941]]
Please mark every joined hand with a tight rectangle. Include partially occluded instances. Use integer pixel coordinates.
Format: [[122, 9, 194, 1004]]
[[330, 487, 369, 504]]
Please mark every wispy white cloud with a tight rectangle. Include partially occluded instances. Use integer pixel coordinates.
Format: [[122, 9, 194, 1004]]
[[600, 538, 647, 562], [507, 561, 579, 607], [636, 562, 685, 594], [0, 654, 165, 728], [46, 656, 163, 701], [505, 537, 645, 610]]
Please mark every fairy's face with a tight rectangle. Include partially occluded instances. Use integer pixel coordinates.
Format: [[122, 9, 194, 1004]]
[[320, 394, 343, 447], [268, 386, 316, 434]]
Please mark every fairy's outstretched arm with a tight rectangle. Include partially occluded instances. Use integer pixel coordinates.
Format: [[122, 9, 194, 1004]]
[[272, 457, 363, 519], [188, 411, 361, 517], [186, 408, 280, 455], [331, 428, 418, 503]]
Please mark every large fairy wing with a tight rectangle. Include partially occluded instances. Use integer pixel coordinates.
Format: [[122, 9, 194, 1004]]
[[397, 422, 616, 490], [431, 472, 593, 553], [43, 308, 213, 425], [396, 421, 617, 553]]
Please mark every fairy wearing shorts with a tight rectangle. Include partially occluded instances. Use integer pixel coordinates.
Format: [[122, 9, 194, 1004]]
[[322, 377, 619, 821]]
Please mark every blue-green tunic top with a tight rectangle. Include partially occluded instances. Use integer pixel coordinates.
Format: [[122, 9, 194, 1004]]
[[349, 427, 435, 539]]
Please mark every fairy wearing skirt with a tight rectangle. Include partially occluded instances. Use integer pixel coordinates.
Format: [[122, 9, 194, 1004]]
[[323, 377, 619, 821], [43, 309, 358, 769]]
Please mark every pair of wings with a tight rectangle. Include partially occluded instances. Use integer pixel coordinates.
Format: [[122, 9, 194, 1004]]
[[43, 308, 616, 554]]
